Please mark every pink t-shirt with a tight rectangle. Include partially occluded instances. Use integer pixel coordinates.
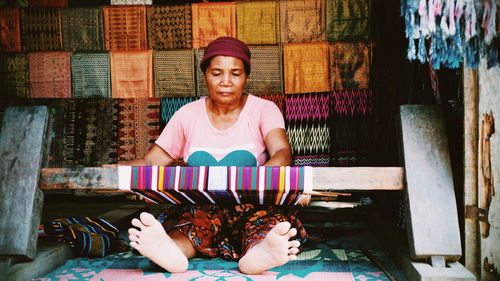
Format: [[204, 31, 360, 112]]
[[155, 94, 285, 166]]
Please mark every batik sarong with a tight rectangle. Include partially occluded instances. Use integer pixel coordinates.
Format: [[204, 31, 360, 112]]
[[62, 7, 104, 51], [20, 7, 63, 51], [28, 0, 68, 6], [279, 0, 325, 43], [117, 98, 160, 161], [147, 4, 192, 50], [0, 53, 29, 98], [236, 1, 278, 45], [103, 5, 147, 51], [283, 43, 330, 94], [154, 50, 196, 97], [110, 50, 153, 98], [0, 8, 21, 52], [191, 2, 236, 48], [330, 42, 371, 90], [28, 52, 71, 98], [326, 0, 370, 42], [71, 52, 111, 98], [244, 45, 283, 96]]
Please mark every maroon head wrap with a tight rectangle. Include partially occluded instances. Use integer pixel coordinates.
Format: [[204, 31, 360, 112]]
[[200, 37, 251, 74]]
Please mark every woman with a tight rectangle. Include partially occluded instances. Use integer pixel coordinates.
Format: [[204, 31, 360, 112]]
[[124, 37, 307, 274]]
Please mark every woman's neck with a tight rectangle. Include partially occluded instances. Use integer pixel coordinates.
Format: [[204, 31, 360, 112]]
[[205, 94, 249, 130]]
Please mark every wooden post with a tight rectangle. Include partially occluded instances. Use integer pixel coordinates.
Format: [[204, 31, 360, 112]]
[[0, 106, 50, 262], [463, 68, 480, 277]]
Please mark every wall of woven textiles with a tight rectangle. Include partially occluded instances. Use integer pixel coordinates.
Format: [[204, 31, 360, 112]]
[[0, 0, 374, 168]]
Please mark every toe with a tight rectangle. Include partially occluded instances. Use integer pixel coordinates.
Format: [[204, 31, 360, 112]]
[[288, 248, 299, 255], [289, 240, 301, 248], [139, 212, 158, 226], [272, 221, 292, 235], [128, 227, 140, 236], [288, 254, 297, 261], [129, 234, 139, 242], [130, 241, 140, 250], [286, 227, 297, 238], [131, 218, 144, 229]]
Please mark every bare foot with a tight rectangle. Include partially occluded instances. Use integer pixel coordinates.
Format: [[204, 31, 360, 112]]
[[238, 221, 300, 274], [129, 212, 189, 273]]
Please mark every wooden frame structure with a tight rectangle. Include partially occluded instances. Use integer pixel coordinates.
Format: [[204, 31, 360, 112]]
[[0, 105, 475, 281]]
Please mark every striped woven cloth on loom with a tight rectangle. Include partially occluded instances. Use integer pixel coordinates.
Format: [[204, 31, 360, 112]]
[[62, 7, 104, 51], [154, 50, 196, 97], [236, 1, 278, 45], [67, 99, 118, 167], [0, 53, 29, 98], [330, 89, 373, 166], [71, 52, 111, 98], [191, 2, 236, 48], [29, 52, 71, 98], [110, 50, 153, 98], [103, 5, 147, 51], [117, 98, 160, 162], [0, 8, 21, 52], [279, 0, 326, 43], [118, 166, 313, 205], [111, 0, 152, 4], [330, 42, 372, 90], [283, 43, 330, 94], [245, 45, 283, 95], [147, 4, 192, 50], [326, 0, 370, 42], [20, 7, 63, 51], [159, 97, 199, 130], [28, 0, 67, 6]]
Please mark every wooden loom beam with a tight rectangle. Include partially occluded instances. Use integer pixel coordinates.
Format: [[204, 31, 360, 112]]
[[39, 166, 405, 191]]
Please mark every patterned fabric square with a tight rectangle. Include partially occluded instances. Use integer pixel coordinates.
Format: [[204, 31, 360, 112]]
[[330, 42, 371, 90], [194, 47, 208, 96], [154, 50, 196, 97], [283, 43, 330, 94], [20, 7, 63, 51], [71, 52, 111, 98], [159, 97, 198, 130], [236, 1, 278, 45], [191, 2, 236, 48], [326, 0, 370, 42], [28, 52, 71, 98], [0, 53, 29, 98], [28, 0, 68, 6], [68, 0, 107, 6], [110, 50, 153, 98], [111, 0, 152, 4], [245, 45, 283, 95], [279, 0, 325, 43], [147, 4, 192, 50], [330, 89, 373, 166], [103, 5, 147, 51], [62, 7, 104, 51], [117, 98, 160, 162], [0, 8, 21, 52]]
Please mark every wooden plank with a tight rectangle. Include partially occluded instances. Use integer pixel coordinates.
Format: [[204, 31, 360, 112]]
[[400, 105, 462, 261], [39, 167, 404, 191], [0, 106, 50, 261]]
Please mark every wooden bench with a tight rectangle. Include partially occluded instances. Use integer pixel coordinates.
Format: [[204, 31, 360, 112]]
[[0, 105, 475, 281]]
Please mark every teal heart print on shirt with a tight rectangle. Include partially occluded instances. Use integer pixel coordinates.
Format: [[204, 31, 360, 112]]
[[187, 150, 257, 166]]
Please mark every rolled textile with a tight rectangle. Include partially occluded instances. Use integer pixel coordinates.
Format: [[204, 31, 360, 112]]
[[117, 98, 160, 162], [103, 5, 147, 51], [283, 43, 330, 94], [0, 53, 29, 98], [159, 97, 199, 130], [147, 4, 192, 50], [110, 0, 152, 4], [110, 50, 153, 98], [154, 49, 196, 97], [62, 7, 104, 51], [71, 52, 111, 98], [20, 7, 63, 51], [0, 8, 21, 52], [329, 41, 372, 90], [279, 0, 325, 43], [236, 1, 278, 45], [191, 2, 236, 48], [28, 52, 71, 98], [326, 0, 370, 42], [28, 0, 68, 6], [68, 0, 107, 6], [244, 45, 283, 95]]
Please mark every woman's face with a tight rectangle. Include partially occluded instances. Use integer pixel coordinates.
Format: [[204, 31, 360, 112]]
[[205, 55, 247, 105]]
